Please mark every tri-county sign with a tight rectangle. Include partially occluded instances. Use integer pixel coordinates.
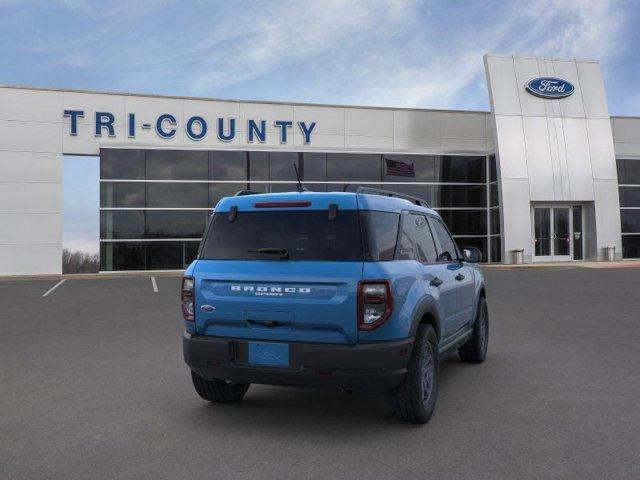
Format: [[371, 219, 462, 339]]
[[62, 110, 317, 144], [525, 77, 575, 99]]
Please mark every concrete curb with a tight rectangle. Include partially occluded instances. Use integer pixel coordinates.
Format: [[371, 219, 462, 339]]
[[0, 270, 185, 282], [483, 261, 640, 269], [3, 262, 639, 282]]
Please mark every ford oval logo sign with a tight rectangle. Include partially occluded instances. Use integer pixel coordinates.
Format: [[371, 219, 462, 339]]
[[526, 77, 575, 99]]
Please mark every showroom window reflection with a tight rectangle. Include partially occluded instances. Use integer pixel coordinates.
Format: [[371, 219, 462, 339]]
[[100, 149, 502, 270], [617, 158, 640, 258]]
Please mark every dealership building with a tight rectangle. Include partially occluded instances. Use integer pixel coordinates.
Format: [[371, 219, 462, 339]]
[[1, 53, 640, 275]]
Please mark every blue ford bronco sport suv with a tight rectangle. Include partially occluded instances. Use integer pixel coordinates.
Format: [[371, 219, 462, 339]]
[[182, 187, 488, 423]]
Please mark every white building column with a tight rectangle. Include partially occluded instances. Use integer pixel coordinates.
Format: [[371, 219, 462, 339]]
[[484, 54, 621, 263], [0, 88, 64, 275]]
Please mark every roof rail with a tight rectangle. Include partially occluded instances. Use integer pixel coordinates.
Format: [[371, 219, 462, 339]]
[[356, 186, 430, 208], [234, 190, 263, 196]]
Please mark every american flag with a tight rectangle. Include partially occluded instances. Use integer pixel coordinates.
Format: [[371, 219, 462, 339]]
[[385, 157, 415, 177]]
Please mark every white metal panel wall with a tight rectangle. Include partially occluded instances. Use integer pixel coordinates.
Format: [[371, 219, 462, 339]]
[[577, 62, 611, 119], [0, 88, 64, 275], [563, 118, 595, 200], [553, 61, 586, 118], [522, 116, 554, 200], [612, 117, 640, 158], [56, 91, 492, 156], [485, 54, 622, 262]]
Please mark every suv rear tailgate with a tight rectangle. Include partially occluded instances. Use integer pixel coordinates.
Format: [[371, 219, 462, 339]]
[[194, 260, 362, 344]]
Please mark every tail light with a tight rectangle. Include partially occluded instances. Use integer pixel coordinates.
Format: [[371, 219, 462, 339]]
[[358, 280, 393, 330], [181, 276, 195, 321]]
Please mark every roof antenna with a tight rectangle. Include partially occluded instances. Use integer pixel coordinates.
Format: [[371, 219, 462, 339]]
[[293, 163, 306, 192]]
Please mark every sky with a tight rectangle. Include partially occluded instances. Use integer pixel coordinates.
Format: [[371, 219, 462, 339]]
[[2, 0, 639, 253], [62, 156, 98, 254]]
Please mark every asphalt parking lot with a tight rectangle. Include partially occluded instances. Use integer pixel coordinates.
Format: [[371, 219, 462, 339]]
[[1, 267, 640, 480]]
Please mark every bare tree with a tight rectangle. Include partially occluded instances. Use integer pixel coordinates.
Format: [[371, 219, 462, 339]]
[[62, 249, 99, 274]]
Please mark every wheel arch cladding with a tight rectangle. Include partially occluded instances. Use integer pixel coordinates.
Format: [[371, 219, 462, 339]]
[[410, 298, 442, 341]]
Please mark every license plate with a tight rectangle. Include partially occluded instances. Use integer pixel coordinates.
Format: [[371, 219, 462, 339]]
[[248, 342, 289, 367]]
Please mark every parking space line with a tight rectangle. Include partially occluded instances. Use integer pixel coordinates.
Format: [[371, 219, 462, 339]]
[[151, 276, 158, 293], [42, 279, 66, 297]]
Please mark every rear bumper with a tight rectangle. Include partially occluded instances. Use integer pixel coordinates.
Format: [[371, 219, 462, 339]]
[[183, 332, 414, 394]]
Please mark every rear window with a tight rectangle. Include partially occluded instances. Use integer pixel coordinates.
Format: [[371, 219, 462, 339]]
[[200, 210, 364, 261]]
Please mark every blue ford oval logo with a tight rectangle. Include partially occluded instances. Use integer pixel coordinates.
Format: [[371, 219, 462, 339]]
[[200, 305, 215, 313], [526, 77, 575, 99]]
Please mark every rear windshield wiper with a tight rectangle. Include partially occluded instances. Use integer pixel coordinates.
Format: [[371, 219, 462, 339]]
[[248, 247, 290, 259]]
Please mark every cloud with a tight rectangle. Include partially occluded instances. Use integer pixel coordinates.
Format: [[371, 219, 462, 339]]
[[56, 0, 172, 18], [188, 0, 417, 92], [179, 0, 631, 109], [498, 0, 627, 60], [63, 236, 99, 255], [344, 0, 629, 109], [6, 0, 634, 112]]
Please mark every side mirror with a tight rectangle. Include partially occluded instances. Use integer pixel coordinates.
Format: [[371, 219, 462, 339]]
[[462, 246, 482, 263]]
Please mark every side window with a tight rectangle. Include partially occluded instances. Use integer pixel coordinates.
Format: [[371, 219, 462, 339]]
[[396, 212, 438, 263], [429, 217, 459, 262], [397, 213, 417, 260], [360, 211, 400, 261], [414, 215, 438, 262]]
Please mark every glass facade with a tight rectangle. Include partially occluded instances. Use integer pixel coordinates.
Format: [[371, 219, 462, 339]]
[[100, 149, 502, 270], [617, 158, 640, 258]]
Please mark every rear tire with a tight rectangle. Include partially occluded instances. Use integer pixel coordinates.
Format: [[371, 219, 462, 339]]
[[458, 297, 489, 364], [387, 324, 438, 424], [191, 370, 250, 403]]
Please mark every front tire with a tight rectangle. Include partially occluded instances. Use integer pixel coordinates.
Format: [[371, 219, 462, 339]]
[[458, 296, 489, 364], [191, 370, 250, 403], [387, 324, 439, 424]]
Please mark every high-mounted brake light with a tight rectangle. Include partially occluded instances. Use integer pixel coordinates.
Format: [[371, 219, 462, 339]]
[[254, 201, 311, 208], [357, 280, 393, 330], [181, 276, 195, 322]]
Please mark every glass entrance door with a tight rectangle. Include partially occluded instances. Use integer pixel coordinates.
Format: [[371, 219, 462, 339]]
[[533, 205, 582, 262], [552, 208, 571, 261], [572, 206, 583, 260], [534, 208, 552, 260]]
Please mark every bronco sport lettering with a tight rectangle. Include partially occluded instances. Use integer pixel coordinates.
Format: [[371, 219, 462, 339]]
[[230, 285, 312, 294]]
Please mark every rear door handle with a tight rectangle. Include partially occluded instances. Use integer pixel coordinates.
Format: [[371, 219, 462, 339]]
[[455, 273, 465, 281], [430, 277, 443, 287]]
